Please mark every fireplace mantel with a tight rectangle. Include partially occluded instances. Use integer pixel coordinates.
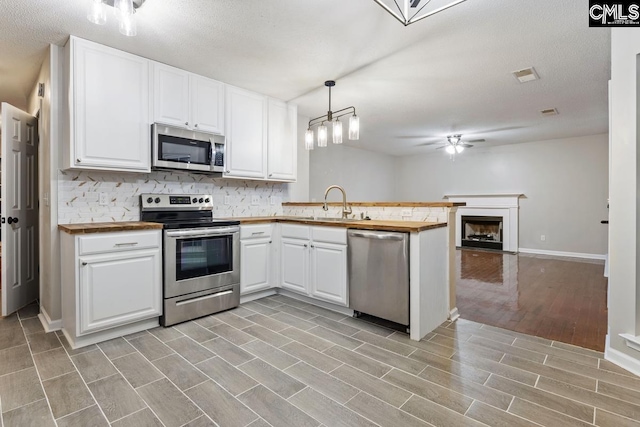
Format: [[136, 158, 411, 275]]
[[444, 194, 524, 252]]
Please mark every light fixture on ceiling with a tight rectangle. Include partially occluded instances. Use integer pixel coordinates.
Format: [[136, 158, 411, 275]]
[[87, 0, 146, 36], [305, 80, 359, 151], [373, 0, 468, 26], [445, 134, 465, 155]]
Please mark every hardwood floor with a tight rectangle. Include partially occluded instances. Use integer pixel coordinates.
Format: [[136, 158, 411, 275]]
[[456, 248, 608, 351]]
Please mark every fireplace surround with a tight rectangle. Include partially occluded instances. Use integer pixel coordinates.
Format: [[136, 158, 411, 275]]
[[444, 194, 523, 252]]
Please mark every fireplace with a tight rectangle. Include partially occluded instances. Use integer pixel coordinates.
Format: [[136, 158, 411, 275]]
[[461, 215, 503, 251]]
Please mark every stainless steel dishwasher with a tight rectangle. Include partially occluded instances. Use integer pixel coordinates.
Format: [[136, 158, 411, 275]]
[[347, 229, 409, 326]]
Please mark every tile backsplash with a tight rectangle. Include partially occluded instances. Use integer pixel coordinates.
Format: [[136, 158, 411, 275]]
[[58, 170, 288, 224]]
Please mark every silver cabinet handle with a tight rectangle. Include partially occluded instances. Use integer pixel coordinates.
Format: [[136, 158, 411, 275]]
[[77, 159, 81, 163], [310, 244, 315, 248], [166, 226, 239, 238], [185, 121, 189, 126], [251, 231, 265, 235], [81, 261, 87, 266], [269, 174, 273, 177], [225, 170, 230, 173], [114, 242, 139, 247], [194, 123, 198, 128], [269, 240, 272, 244], [304, 244, 308, 248], [348, 231, 406, 241]]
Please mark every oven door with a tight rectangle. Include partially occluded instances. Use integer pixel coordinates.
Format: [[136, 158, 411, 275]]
[[164, 226, 240, 298]]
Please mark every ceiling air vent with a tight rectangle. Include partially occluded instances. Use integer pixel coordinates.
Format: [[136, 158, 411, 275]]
[[540, 108, 559, 116], [512, 67, 539, 83]]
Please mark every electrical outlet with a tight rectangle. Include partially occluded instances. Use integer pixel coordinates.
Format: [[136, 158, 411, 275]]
[[99, 192, 108, 206], [224, 195, 231, 205], [270, 196, 276, 205], [401, 209, 412, 217], [540, 235, 546, 241], [251, 195, 260, 206]]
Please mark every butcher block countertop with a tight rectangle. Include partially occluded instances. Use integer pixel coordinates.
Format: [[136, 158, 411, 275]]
[[58, 221, 164, 235], [283, 201, 464, 207], [229, 217, 447, 233]]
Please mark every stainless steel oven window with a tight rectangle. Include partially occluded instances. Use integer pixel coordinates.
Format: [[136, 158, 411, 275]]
[[163, 227, 240, 299], [176, 235, 233, 280]]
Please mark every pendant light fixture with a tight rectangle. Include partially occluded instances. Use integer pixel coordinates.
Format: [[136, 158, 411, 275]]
[[373, 0, 467, 26], [87, 0, 146, 36], [305, 80, 359, 150]]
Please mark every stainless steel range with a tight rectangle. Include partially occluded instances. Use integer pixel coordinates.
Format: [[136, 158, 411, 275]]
[[140, 194, 240, 326]]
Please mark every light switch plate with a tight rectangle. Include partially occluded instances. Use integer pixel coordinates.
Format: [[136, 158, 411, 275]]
[[270, 196, 276, 205], [224, 195, 231, 205]]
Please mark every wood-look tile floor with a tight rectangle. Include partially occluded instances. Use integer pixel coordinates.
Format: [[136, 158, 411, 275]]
[[1, 295, 637, 427], [456, 249, 608, 352]]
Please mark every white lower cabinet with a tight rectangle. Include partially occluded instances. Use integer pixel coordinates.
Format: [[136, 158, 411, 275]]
[[240, 224, 276, 295], [280, 224, 348, 306], [61, 229, 162, 348]]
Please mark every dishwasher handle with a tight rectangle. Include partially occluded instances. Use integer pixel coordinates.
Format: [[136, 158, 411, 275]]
[[348, 230, 406, 241]]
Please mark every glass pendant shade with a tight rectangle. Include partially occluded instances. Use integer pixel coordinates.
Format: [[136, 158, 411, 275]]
[[455, 145, 464, 153], [88, 0, 107, 25], [332, 119, 343, 144], [114, 0, 134, 17], [446, 145, 456, 155], [318, 125, 328, 147], [348, 115, 360, 140], [119, 13, 137, 36], [305, 129, 314, 150]]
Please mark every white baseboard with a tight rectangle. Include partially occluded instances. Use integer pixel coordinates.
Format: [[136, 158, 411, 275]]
[[240, 289, 277, 304], [605, 334, 640, 377], [38, 306, 62, 332], [449, 307, 460, 321], [518, 248, 606, 261]]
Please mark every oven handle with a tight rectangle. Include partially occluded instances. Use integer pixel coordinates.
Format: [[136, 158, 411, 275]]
[[165, 226, 239, 238]]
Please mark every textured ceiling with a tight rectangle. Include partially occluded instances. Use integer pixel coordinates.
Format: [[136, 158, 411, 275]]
[[0, 0, 610, 155]]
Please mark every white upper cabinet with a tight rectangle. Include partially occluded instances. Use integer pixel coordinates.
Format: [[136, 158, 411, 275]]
[[267, 99, 297, 182], [152, 63, 190, 128], [65, 36, 150, 172], [224, 85, 268, 179], [190, 75, 225, 134], [152, 63, 225, 134]]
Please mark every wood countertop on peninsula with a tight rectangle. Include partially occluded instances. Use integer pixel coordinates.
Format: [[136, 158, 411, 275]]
[[228, 217, 447, 233], [282, 201, 465, 207], [58, 221, 164, 235]]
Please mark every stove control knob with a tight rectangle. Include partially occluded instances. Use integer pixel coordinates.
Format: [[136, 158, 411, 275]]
[[154, 197, 161, 204], [146, 197, 153, 204], [205, 198, 210, 203], [199, 198, 204, 203], [192, 197, 198, 203]]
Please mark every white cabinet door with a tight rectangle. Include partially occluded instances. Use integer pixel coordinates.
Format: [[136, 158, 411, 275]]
[[224, 86, 267, 179], [71, 37, 150, 172], [240, 238, 271, 295], [78, 249, 162, 335], [152, 62, 190, 128], [280, 237, 308, 294], [309, 242, 348, 306], [267, 99, 297, 182], [191, 75, 225, 134]]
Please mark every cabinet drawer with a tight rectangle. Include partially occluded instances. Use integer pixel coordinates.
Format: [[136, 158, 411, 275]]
[[311, 226, 347, 245], [240, 224, 273, 240], [78, 231, 161, 256], [281, 224, 310, 240]]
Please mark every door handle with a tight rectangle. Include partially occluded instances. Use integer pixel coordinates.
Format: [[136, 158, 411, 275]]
[[7, 217, 19, 225]]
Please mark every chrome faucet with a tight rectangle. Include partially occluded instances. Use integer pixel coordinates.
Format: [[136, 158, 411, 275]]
[[323, 185, 352, 219]]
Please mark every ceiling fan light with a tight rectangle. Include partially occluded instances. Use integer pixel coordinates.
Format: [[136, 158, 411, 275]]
[[349, 115, 359, 140], [455, 145, 464, 153], [114, 0, 134, 18], [448, 135, 461, 145], [445, 145, 456, 155], [333, 119, 343, 144], [318, 124, 328, 147], [88, 0, 107, 25], [305, 129, 314, 150]]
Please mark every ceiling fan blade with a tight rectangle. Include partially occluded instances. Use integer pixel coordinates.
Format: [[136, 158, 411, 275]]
[[435, 145, 448, 150], [460, 143, 474, 148], [466, 138, 485, 143], [416, 141, 441, 147]]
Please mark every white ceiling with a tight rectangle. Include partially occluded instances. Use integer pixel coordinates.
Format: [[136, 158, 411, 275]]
[[0, 0, 610, 156]]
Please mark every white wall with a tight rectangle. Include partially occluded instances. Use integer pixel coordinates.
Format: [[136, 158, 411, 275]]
[[395, 134, 609, 255], [309, 144, 396, 202], [27, 45, 62, 324], [607, 29, 640, 373]]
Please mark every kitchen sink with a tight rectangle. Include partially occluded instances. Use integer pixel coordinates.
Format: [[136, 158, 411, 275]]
[[309, 217, 361, 222]]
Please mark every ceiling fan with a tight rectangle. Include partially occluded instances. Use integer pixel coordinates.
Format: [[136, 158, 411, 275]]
[[417, 135, 486, 154]]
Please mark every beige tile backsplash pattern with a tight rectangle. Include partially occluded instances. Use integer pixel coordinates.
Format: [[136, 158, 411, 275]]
[[58, 170, 287, 224], [282, 206, 449, 222]]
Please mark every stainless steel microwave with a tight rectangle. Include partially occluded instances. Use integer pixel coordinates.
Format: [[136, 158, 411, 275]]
[[152, 123, 225, 173]]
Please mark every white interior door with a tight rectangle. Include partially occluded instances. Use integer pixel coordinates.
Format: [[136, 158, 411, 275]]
[[1, 103, 39, 316]]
